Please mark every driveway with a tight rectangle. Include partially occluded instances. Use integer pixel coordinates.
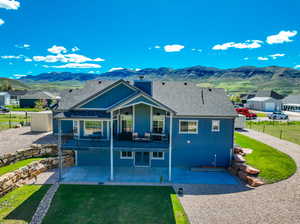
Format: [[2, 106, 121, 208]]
[[0, 127, 56, 155], [175, 129, 300, 224]]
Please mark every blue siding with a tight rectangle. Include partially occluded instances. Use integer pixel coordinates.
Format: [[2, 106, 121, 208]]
[[80, 83, 136, 109], [134, 104, 151, 135], [133, 81, 152, 95], [172, 118, 234, 168], [124, 96, 161, 108], [52, 119, 73, 134]]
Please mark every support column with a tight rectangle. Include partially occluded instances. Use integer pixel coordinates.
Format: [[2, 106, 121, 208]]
[[58, 119, 63, 181], [110, 111, 114, 181], [168, 113, 173, 181]]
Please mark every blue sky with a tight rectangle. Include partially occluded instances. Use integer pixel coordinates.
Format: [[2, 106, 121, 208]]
[[0, 0, 300, 79]]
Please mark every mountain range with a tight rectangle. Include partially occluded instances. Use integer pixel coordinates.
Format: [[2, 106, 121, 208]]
[[14, 65, 300, 95]]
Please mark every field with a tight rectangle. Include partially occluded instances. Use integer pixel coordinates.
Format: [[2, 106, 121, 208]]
[[246, 121, 300, 145]]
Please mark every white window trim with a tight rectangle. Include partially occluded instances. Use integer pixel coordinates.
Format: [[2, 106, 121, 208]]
[[83, 120, 103, 136], [152, 113, 165, 133], [179, 120, 198, 134], [212, 120, 220, 132], [120, 151, 134, 159], [151, 152, 164, 160]]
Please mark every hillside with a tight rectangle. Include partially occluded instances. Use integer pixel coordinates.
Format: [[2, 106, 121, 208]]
[[20, 66, 300, 95], [0, 78, 29, 90]]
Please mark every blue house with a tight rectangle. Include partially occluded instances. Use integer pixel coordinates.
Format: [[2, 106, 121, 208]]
[[53, 79, 237, 181]]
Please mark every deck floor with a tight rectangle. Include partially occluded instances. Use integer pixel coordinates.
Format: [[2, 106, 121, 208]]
[[61, 166, 239, 185]]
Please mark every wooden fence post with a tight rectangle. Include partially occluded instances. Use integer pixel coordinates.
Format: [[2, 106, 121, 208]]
[[280, 129, 283, 139]]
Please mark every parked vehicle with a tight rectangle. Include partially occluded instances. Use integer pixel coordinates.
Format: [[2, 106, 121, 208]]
[[268, 112, 288, 120], [0, 106, 10, 113], [235, 108, 257, 120]]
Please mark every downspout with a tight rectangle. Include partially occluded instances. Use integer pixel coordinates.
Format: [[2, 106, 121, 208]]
[[58, 119, 63, 181], [110, 111, 114, 181], [168, 113, 173, 182]]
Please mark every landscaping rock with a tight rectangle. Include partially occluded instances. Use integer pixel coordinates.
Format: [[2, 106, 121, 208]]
[[234, 154, 246, 163], [242, 148, 253, 155], [240, 164, 260, 175]]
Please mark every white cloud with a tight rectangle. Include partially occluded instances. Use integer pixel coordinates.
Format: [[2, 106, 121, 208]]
[[13, 74, 27, 78], [0, 18, 4, 25], [109, 67, 125, 72], [266, 30, 297, 44], [44, 63, 101, 69], [24, 58, 32, 62], [15, 44, 30, 49], [164, 44, 185, 52], [32, 53, 104, 63], [244, 57, 249, 60], [295, 65, 300, 69], [0, 0, 20, 10], [257, 56, 269, 61], [269, 53, 285, 59], [1, 55, 23, 59], [48, 45, 67, 54], [212, 40, 263, 50], [192, 48, 202, 52], [71, 46, 80, 52], [154, 45, 161, 49]]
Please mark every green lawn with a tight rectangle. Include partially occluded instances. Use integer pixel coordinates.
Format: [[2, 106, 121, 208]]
[[0, 158, 44, 176], [0, 185, 50, 224], [42, 185, 189, 224], [6, 105, 42, 112], [246, 121, 300, 145], [235, 132, 297, 183]]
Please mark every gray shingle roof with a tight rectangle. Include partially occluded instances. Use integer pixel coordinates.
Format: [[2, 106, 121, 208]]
[[20, 91, 56, 100], [255, 90, 284, 100], [152, 81, 237, 116], [56, 80, 237, 117], [283, 94, 300, 105]]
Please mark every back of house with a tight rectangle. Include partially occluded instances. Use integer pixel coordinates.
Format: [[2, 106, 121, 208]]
[[52, 79, 237, 180]]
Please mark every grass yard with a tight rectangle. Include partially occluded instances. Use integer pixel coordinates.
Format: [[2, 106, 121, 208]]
[[0, 114, 30, 131], [235, 132, 297, 183], [0, 158, 44, 176], [246, 121, 300, 145], [0, 185, 50, 224], [42, 185, 189, 224], [6, 106, 41, 112]]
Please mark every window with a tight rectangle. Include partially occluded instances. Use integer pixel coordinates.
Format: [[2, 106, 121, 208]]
[[179, 120, 198, 134], [84, 121, 103, 136], [120, 114, 133, 133], [152, 115, 164, 133], [152, 152, 164, 160], [73, 120, 79, 136], [212, 120, 220, 132], [120, 151, 133, 159]]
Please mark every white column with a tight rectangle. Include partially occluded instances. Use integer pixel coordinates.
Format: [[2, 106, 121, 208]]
[[168, 113, 173, 181], [110, 111, 114, 181], [58, 119, 63, 181]]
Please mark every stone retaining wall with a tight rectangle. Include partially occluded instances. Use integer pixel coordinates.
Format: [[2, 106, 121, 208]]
[[0, 144, 71, 167], [0, 156, 74, 196]]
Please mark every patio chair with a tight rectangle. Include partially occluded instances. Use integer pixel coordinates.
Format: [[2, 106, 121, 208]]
[[144, 132, 151, 141], [132, 132, 139, 141]]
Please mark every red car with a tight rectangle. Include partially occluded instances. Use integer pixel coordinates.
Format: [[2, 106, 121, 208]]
[[235, 108, 257, 120]]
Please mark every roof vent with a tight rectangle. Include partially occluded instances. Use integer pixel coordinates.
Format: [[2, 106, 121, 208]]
[[184, 82, 187, 86], [98, 80, 102, 84], [126, 80, 130, 83], [139, 75, 144, 80], [162, 82, 165, 85], [69, 89, 73, 93], [208, 88, 212, 92]]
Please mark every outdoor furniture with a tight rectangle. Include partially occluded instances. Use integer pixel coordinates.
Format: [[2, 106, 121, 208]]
[[132, 132, 151, 142], [151, 132, 166, 141]]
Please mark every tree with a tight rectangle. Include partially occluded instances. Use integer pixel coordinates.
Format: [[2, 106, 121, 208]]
[[34, 99, 47, 111]]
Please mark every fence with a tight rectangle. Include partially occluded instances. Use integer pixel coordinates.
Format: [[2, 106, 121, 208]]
[[0, 112, 31, 130], [246, 120, 300, 145]]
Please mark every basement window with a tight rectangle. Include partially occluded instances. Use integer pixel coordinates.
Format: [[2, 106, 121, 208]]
[[120, 151, 133, 159], [152, 152, 164, 160]]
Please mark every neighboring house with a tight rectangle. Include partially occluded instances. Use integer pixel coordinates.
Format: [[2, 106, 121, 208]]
[[282, 94, 300, 112], [52, 79, 237, 181], [245, 90, 284, 112], [8, 90, 28, 105], [239, 93, 255, 104], [19, 91, 57, 108], [0, 92, 10, 106]]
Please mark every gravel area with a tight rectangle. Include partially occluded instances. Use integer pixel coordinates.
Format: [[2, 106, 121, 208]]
[[176, 129, 300, 224], [0, 127, 56, 155], [30, 183, 60, 224]]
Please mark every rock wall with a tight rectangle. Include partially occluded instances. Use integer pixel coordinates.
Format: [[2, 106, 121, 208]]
[[0, 144, 72, 167], [0, 156, 74, 196]]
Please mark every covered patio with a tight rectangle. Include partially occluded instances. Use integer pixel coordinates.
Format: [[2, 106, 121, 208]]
[[60, 166, 239, 185]]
